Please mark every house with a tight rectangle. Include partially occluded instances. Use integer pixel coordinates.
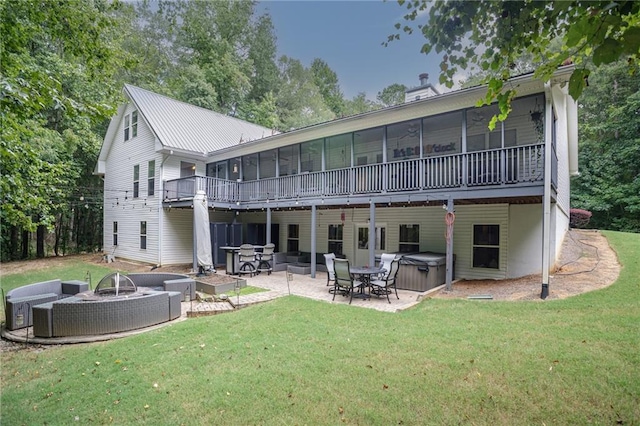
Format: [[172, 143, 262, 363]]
[[96, 67, 579, 298]]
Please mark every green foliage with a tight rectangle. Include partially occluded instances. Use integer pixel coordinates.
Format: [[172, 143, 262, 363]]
[[310, 58, 345, 116], [572, 60, 640, 232], [0, 0, 128, 260], [391, 1, 640, 124], [376, 83, 408, 107], [342, 92, 381, 116]]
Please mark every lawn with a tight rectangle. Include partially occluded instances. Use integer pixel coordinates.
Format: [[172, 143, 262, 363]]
[[1, 231, 639, 425]]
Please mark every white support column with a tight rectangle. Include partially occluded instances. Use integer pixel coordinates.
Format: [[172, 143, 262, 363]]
[[541, 83, 553, 299], [369, 201, 376, 267], [311, 204, 317, 278], [266, 207, 272, 244], [192, 199, 197, 273]]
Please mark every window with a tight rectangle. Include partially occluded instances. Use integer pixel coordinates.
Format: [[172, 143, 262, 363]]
[[472, 225, 500, 269], [287, 224, 299, 253], [140, 221, 147, 250], [399, 224, 420, 253], [147, 160, 155, 197], [131, 110, 138, 138], [124, 111, 138, 141], [113, 221, 118, 246], [124, 114, 130, 141], [328, 224, 343, 255], [357, 227, 386, 250], [133, 165, 139, 198]]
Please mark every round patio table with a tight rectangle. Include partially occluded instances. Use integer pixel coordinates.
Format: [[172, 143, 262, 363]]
[[349, 266, 384, 299]]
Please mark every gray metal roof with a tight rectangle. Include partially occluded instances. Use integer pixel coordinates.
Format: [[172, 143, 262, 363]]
[[124, 85, 276, 154]]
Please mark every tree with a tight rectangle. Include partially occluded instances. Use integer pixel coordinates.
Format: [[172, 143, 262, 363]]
[[390, 1, 640, 127], [342, 93, 381, 116], [275, 56, 335, 130], [1, 0, 127, 260], [571, 60, 640, 232], [310, 58, 345, 116], [377, 83, 407, 107]]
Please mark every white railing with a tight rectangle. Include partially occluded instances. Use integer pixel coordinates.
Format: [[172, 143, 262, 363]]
[[163, 144, 545, 202]]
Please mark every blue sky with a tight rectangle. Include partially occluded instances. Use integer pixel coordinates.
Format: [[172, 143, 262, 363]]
[[257, 0, 446, 100]]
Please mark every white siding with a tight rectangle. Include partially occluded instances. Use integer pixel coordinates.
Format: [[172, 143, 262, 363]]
[[508, 204, 543, 278], [160, 208, 193, 264], [103, 102, 162, 264]]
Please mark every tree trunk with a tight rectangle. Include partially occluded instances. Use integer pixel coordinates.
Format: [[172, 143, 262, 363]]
[[21, 230, 29, 259], [37, 224, 45, 258]]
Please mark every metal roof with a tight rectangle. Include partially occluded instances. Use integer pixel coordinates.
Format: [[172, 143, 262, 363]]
[[124, 85, 276, 154]]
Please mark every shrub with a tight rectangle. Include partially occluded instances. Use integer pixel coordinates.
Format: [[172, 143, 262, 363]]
[[570, 208, 593, 228]]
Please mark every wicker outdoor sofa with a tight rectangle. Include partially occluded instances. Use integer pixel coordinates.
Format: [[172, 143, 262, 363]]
[[4, 273, 196, 338]]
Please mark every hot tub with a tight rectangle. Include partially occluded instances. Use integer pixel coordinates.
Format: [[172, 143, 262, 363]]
[[396, 252, 454, 291]]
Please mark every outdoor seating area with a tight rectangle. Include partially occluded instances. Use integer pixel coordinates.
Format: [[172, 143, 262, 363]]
[[3, 273, 194, 338], [327, 253, 402, 304]]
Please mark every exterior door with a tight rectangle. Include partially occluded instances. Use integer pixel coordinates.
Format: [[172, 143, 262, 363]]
[[354, 223, 386, 267]]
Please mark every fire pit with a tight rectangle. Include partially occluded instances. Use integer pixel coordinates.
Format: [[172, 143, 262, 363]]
[[76, 272, 145, 300]]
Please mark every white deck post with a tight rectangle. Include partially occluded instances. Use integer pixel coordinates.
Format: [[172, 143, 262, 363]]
[[369, 201, 376, 267], [541, 84, 553, 299], [311, 203, 317, 278], [266, 207, 272, 244]]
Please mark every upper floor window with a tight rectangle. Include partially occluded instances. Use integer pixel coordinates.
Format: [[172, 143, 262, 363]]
[[399, 224, 420, 253], [124, 110, 138, 141], [147, 160, 155, 197], [180, 161, 196, 177], [133, 164, 140, 198]]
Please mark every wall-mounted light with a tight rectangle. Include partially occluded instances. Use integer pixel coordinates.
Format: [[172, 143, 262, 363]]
[[233, 163, 238, 173]]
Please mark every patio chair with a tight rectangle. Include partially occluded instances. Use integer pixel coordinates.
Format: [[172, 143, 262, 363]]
[[378, 253, 396, 280], [238, 244, 257, 277], [257, 243, 275, 275], [323, 253, 336, 287], [332, 258, 363, 305], [370, 258, 400, 303]]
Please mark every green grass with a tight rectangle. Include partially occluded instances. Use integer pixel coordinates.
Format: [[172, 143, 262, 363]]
[[1, 231, 639, 425]]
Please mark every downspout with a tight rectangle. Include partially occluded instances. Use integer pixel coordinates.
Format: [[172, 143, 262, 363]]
[[311, 203, 317, 278], [541, 83, 553, 299]]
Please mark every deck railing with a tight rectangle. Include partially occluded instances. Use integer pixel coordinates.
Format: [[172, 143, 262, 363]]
[[163, 144, 545, 203]]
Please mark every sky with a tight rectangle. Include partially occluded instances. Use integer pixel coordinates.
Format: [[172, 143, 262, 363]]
[[256, 0, 448, 100]]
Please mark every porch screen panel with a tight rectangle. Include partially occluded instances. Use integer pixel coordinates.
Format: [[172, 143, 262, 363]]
[[423, 111, 462, 188], [466, 104, 500, 152], [386, 119, 421, 162], [279, 145, 299, 176], [259, 149, 277, 179], [300, 139, 322, 172], [325, 133, 352, 170], [354, 127, 383, 165], [243, 154, 258, 181], [228, 157, 241, 181]]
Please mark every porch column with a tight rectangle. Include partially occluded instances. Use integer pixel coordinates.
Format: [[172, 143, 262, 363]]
[[541, 84, 553, 299], [192, 199, 197, 273], [311, 204, 317, 278], [445, 196, 455, 291], [266, 207, 272, 243], [369, 201, 376, 267]]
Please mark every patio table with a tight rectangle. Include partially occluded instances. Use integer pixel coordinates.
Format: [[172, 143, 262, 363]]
[[349, 266, 384, 299]]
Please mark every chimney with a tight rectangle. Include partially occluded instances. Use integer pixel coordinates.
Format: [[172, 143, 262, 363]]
[[419, 73, 429, 86]]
